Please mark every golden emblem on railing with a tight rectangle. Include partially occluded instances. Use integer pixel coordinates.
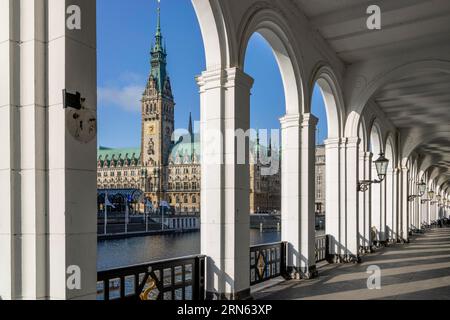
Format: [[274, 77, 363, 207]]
[[257, 253, 266, 279], [139, 277, 157, 300]]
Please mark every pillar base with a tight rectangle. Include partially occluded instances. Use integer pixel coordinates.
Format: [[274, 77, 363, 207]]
[[286, 265, 318, 280], [206, 288, 252, 301], [374, 240, 388, 247], [326, 254, 361, 264], [359, 246, 372, 254]]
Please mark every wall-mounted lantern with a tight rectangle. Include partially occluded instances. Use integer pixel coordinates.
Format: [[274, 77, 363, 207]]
[[422, 190, 435, 204], [409, 180, 427, 202], [358, 153, 389, 192]]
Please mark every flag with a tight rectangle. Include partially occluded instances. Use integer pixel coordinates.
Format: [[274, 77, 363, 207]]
[[105, 192, 115, 208], [160, 200, 170, 209]]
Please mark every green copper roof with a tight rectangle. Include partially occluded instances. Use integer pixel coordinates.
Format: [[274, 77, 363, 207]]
[[169, 134, 200, 164], [98, 147, 141, 165]]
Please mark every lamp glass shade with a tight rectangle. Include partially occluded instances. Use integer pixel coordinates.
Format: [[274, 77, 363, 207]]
[[418, 181, 427, 197], [436, 195, 442, 201], [374, 153, 389, 181], [428, 190, 435, 200]]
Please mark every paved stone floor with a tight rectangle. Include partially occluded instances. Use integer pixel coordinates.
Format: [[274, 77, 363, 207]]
[[254, 227, 450, 300]]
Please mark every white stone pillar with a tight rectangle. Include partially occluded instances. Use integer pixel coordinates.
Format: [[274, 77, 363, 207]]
[[427, 198, 432, 225], [385, 170, 394, 242], [380, 176, 387, 244], [341, 138, 360, 261], [357, 151, 372, 252], [358, 151, 366, 252], [1, 0, 97, 300], [300, 114, 318, 277], [324, 138, 341, 257], [400, 167, 410, 242], [197, 67, 253, 300], [0, 0, 20, 300], [392, 169, 399, 241], [371, 163, 382, 244], [47, 0, 98, 300], [281, 113, 318, 279]]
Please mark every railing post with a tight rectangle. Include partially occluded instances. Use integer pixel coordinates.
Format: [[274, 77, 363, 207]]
[[325, 235, 331, 262], [281, 242, 288, 279], [194, 256, 205, 300]]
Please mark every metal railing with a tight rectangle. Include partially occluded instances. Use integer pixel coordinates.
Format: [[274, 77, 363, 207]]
[[98, 236, 330, 300], [250, 242, 287, 286], [97, 255, 205, 300], [315, 235, 327, 262]]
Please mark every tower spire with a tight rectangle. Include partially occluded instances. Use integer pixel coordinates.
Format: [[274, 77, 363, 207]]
[[188, 112, 193, 137], [156, 1, 161, 36], [149, 0, 168, 94]]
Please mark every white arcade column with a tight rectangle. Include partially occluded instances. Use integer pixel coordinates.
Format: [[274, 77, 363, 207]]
[[197, 67, 253, 300], [371, 162, 382, 245], [281, 113, 318, 278], [400, 167, 410, 242], [324, 139, 341, 259], [0, 0, 97, 300], [385, 169, 394, 242], [357, 151, 372, 252], [344, 138, 360, 261]]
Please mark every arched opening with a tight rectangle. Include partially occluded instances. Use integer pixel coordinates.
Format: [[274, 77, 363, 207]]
[[96, 0, 205, 271], [244, 32, 285, 246], [311, 69, 344, 258]]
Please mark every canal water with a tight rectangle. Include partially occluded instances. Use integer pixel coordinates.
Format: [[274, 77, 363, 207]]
[[97, 229, 281, 271]]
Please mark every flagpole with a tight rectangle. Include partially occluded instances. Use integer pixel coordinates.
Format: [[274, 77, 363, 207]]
[[125, 198, 129, 234], [104, 196, 108, 235], [161, 201, 164, 231]]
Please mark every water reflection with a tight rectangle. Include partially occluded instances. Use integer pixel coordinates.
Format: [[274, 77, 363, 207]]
[[97, 229, 281, 271]]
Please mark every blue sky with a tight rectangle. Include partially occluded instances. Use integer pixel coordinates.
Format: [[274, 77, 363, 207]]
[[97, 0, 327, 148]]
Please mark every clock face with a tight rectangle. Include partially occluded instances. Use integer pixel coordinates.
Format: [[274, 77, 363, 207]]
[[147, 124, 155, 135], [66, 108, 97, 144]]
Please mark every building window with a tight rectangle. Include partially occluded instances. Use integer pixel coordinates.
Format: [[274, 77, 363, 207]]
[[192, 196, 197, 204], [110, 172, 115, 177], [184, 182, 189, 190], [184, 196, 188, 204]]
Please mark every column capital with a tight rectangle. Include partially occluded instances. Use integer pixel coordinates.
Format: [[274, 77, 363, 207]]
[[301, 113, 318, 127], [224, 67, 254, 89], [196, 68, 225, 91], [280, 113, 301, 129], [324, 138, 341, 147], [343, 136, 360, 147], [196, 67, 254, 91]]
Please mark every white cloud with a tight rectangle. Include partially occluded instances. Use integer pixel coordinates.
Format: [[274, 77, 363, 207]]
[[98, 84, 143, 112]]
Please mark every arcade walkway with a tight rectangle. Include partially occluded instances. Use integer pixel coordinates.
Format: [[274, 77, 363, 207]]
[[255, 228, 450, 300]]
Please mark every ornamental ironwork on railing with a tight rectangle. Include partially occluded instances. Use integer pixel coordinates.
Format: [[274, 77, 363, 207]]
[[250, 242, 287, 286], [315, 235, 327, 262], [97, 255, 205, 300], [98, 236, 330, 300]]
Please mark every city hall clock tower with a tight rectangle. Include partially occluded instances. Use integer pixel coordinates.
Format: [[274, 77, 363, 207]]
[[141, 5, 175, 203]]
